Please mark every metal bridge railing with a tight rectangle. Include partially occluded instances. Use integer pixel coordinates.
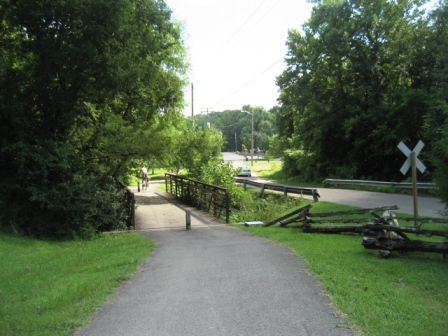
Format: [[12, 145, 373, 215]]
[[165, 174, 230, 223]]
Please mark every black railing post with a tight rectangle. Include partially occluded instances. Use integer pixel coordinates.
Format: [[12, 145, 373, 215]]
[[165, 174, 168, 192], [130, 193, 135, 227]]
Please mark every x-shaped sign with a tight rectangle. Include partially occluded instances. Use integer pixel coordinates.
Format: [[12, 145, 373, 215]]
[[397, 140, 426, 175]]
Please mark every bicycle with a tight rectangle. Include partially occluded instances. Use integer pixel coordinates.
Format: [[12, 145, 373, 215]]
[[142, 175, 150, 190]]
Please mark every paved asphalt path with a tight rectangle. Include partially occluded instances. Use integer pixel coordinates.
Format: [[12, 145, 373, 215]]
[[75, 182, 353, 336], [76, 155, 445, 335], [223, 152, 445, 217]]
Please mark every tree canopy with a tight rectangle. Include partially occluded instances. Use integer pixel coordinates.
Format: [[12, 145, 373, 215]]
[[193, 106, 278, 153], [0, 0, 190, 238], [276, 0, 437, 182]]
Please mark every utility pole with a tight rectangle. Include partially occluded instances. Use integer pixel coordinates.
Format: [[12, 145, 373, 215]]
[[241, 110, 254, 166], [201, 107, 213, 128], [235, 132, 237, 152], [251, 110, 254, 166], [191, 83, 194, 127]]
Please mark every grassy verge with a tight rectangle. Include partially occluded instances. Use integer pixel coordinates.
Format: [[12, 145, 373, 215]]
[[0, 233, 155, 336], [249, 159, 322, 187], [235, 201, 448, 336]]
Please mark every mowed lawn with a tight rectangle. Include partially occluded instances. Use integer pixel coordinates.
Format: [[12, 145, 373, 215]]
[[0, 233, 154, 336]]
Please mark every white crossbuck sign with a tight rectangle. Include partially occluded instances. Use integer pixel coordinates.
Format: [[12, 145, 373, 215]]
[[397, 140, 426, 175]]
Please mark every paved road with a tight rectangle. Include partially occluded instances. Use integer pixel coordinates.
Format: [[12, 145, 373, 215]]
[[75, 183, 353, 336], [222, 152, 446, 218]]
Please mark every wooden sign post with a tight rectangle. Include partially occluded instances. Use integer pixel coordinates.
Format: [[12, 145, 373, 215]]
[[398, 141, 426, 226]]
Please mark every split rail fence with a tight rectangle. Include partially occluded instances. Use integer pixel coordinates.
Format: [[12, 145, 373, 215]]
[[265, 204, 448, 258]]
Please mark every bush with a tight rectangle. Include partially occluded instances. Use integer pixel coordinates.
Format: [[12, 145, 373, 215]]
[[0, 173, 130, 239], [230, 191, 309, 224], [198, 158, 245, 207]]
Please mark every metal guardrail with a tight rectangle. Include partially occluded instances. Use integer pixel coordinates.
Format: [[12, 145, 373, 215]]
[[324, 179, 436, 189], [235, 178, 320, 202]]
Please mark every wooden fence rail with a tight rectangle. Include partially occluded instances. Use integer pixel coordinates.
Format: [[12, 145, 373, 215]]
[[265, 204, 448, 258]]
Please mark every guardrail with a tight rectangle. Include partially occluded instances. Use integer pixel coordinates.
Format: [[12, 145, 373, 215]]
[[324, 179, 436, 189], [165, 173, 230, 223], [235, 178, 320, 202]]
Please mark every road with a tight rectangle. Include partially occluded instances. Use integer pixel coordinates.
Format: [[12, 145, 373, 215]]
[[222, 152, 446, 218]]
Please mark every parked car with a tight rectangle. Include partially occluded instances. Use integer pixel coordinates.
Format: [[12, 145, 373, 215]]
[[238, 166, 251, 177]]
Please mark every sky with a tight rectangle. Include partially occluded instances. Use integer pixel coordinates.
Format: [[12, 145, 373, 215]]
[[163, 0, 314, 116]]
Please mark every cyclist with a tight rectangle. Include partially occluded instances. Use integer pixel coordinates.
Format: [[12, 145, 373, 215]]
[[141, 166, 149, 189]]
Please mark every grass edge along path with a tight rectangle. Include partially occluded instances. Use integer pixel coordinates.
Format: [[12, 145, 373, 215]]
[[0, 233, 155, 336], [237, 201, 448, 336]]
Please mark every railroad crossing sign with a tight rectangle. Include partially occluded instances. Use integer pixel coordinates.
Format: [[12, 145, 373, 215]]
[[397, 140, 426, 175], [397, 140, 426, 226]]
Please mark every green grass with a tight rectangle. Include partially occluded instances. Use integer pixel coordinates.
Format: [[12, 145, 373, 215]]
[[236, 201, 448, 336], [0, 233, 155, 336], [250, 159, 322, 187]]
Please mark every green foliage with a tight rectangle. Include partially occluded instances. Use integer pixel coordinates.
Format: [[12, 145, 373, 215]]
[[192, 106, 278, 152], [198, 158, 245, 207], [424, 1, 448, 205], [0, 0, 188, 238], [277, 0, 433, 182], [230, 191, 310, 224], [168, 123, 224, 177]]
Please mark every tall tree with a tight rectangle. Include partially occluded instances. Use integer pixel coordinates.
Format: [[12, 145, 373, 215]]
[[277, 0, 430, 181], [0, 0, 188, 238], [424, 0, 448, 204], [193, 106, 278, 153]]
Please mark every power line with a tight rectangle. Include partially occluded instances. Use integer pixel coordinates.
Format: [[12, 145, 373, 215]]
[[232, 0, 283, 47], [213, 55, 285, 107], [213, 114, 251, 128], [220, 0, 270, 50]]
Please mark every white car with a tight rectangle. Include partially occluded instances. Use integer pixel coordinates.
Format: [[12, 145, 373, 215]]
[[238, 166, 251, 177]]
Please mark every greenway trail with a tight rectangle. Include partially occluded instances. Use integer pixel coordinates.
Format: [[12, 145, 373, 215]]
[[76, 181, 352, 336]]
